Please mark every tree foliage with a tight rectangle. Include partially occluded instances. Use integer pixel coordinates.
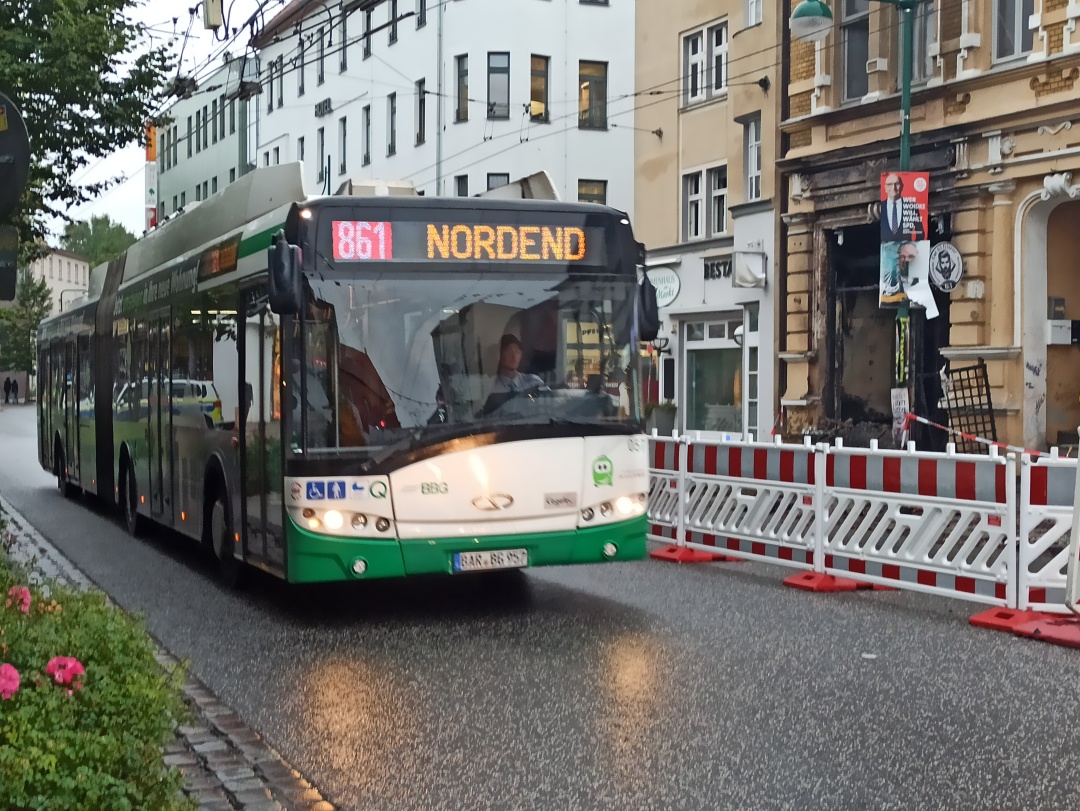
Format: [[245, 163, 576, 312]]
[[62, 215, 137, 268], [0, 270, 52, 377], [0, 0, 174, 263]]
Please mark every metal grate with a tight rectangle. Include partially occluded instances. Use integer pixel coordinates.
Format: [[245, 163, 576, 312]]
[[943, 359, 996, 454]]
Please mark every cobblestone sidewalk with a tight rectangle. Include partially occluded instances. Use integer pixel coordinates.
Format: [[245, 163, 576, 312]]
[[1, 496, 336, 811]]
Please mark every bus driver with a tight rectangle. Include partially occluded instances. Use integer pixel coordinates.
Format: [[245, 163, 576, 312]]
[[481, 333, 548, 415]]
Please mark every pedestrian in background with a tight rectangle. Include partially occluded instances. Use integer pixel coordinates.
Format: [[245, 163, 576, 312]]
[[11, 378, 19, 404], [3, 377, 10, 404]]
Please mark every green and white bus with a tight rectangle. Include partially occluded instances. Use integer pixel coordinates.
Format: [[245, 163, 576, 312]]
[[38, 163, 658, 585]]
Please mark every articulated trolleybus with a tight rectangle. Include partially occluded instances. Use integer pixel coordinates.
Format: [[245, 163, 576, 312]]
[[38, 163, 659, 585]]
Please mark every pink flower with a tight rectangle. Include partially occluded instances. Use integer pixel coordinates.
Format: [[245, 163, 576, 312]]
[[0, 663, 20, 700], [45, 656, 85, 688], [5, 586, 30, 614]]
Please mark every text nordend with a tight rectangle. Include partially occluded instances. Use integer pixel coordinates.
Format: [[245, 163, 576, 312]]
[[427, 225, 586, 262]]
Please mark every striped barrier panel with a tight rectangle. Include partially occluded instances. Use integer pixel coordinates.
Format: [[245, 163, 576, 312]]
[[821, 444, 1015, 607], [1018, 454, 1075, 613], [648, 435, 683, 546], [678, 436, 820, 571]]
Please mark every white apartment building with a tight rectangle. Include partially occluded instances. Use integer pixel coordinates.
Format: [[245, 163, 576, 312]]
[[157, 60, 254, 221], [252, 0, 634, 213], [25, 249, 91, 316]]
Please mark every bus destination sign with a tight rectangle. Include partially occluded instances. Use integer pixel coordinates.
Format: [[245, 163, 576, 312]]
[[330, 220, 604, 265]]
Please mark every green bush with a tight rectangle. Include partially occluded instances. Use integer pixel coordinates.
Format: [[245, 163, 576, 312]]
[[0, 552, 196, 811]]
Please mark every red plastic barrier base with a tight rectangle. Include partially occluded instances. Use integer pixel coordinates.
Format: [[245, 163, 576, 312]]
[[970, 608, 1080, 649], [783, 572, 874, 592], [649, 545, 732, 563]]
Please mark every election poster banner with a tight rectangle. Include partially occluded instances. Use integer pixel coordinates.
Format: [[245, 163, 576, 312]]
[[879, 171, 937, 319]]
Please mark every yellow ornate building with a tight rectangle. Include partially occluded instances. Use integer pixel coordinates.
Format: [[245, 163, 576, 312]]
[[779, 0, 1080, 450]]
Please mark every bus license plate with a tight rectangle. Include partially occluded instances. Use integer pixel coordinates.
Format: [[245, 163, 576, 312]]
[[453, 548, 528, 573]]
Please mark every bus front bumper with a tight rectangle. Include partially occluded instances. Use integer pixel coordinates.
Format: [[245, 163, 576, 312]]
[[284, 515, 648, 584]]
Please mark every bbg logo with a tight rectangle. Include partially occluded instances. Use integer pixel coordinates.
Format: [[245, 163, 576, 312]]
[[421, 482, 449, 495], [592, 456, 614, 487]]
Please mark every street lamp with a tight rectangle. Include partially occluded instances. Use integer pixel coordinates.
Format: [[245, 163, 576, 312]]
[[789, 0, 917, 170]]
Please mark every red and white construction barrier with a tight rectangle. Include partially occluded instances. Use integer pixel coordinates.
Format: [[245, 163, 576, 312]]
[[648, 431, 1080, 649]]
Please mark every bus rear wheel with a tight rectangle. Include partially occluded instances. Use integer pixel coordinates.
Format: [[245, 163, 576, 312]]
[[122, 458, 145, 537], [209, 489, 244, 589]]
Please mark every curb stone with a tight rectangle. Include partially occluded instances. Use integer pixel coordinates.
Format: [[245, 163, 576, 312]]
[[0, 495, 337, 811]]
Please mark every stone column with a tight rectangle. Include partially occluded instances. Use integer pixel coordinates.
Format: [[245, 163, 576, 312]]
[[988, 180, 1017, 346]]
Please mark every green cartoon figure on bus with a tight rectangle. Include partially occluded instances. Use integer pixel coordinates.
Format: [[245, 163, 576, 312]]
[[592, 456, 614, 486]]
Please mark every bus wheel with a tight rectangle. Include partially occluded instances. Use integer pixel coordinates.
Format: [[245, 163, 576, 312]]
[[122, 458, 145, 537], [210, 490, 244, 589], [54, 442, 74, 499]]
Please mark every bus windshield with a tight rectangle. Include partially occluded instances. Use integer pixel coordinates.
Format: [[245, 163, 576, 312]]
[[292, 269, 642, 454]]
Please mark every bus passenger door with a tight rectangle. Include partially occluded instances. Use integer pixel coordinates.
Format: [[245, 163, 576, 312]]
[[63, 339, 79, 481], [240, 288, 284, 574], [148, 316, 172, 522]]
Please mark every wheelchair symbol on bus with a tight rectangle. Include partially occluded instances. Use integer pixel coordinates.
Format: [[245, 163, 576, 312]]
[[306, 481, 326, 500]]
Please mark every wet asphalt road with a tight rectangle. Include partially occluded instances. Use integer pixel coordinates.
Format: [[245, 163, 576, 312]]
[[4, 404, 1080, 810]]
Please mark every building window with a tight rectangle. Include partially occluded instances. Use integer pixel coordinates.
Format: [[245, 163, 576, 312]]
[[994, 0, 1034, 60], [202, 105, 209, 147], [709, 167, 728, 234], [387, 93, 397, 155], [684, 319, 745, 434], [263, 151, 270, 167], [415, 79, 426, 145], [212, 176, 218, 194], [683, 172, 703, 241], [487, 53, 510, 119], [389, 0, 399, 44], [276, 56, 284, 108], [842, 0, 870, 101], [181, 191, 186, 207], [747, 0, 763, 26], [317, 27, 325, 84], [229, 168, 235, 183], [340, 9, 348, 71], [530, 55, 549, 121], [745, 116, 761, 201], [195, 110, 202, 152], [685, 23, 728, 105], [267, 62, 274, 112], [487, 173, 509, 190], [364, 9, 372, 58], [218, 94, 226, 140], [455, 55, 469, 122], [298, 136, 305, 163], [903, 1, 937, 84], [362, 105, 371, 165], [298, 36, 306, 96], [229, 100, 236, 134], [187, 116, 193, 158], [158, 133, 165, 171], [455, 174, 469, 196], [203, 180, 209, 199], [196, 185, 202, 202], [580, 0, 608, 4], [317, 127, 325, 182], [339, 116, 348, 174], [577, 179, 607, 204], [417, 0, 427, 27], [172, 195, 178, 212], [272, 147, 280, 165], [212, 99, 219, 142], [578, 61, 607, 129]]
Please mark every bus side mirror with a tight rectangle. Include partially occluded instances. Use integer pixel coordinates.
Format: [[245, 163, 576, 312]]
[[268, 231, 302, 314], [638, 274, 660, 342]]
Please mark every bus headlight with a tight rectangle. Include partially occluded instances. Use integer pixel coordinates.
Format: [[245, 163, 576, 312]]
[[615, 496, 634, 516], [323, 510, 344, 530]]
